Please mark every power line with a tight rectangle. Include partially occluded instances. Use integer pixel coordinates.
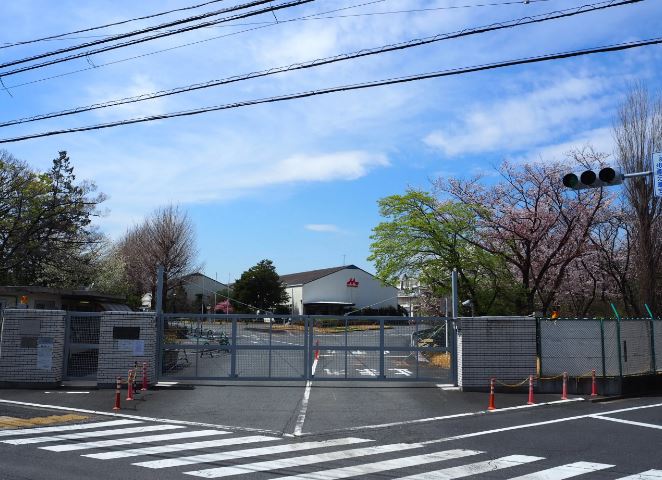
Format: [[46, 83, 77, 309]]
[[2, 36, 660, 145], [1, 0, 556, 44], [4, 0, 389, 90], [0, 0, 229, 49], [0, 0, 313, 76], [0, 0, 642, 128]]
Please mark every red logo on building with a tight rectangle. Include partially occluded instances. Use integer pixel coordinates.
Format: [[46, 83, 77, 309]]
[[346, 278, 359, 288]]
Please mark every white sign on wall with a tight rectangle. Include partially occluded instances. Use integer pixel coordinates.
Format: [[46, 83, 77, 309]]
[[36, 337, 53, 371], [653, 152, 662, 198]]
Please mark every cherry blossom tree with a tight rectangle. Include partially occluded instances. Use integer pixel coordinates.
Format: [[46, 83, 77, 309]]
[[438, 157, 612, 315]]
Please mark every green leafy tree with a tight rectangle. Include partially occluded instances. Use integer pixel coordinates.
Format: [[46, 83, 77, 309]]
[[368, 189, 521, 315], [232, 259, 288, 313], [0, 150, 105, 286]]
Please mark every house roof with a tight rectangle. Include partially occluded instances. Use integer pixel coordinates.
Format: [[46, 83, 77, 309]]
[[280, 265, 360, 286]]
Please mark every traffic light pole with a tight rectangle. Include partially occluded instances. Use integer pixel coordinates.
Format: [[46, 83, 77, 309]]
[[623, 170, 652, 179]]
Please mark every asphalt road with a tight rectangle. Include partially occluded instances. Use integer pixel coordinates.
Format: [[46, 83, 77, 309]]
[[0, 384, 660, 479]]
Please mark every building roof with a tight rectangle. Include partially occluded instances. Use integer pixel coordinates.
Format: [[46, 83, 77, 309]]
[[280, 265, 360, 286]]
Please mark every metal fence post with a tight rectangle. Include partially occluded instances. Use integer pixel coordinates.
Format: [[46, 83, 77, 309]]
[[645, 304, 656, 373], [600, 319, 606, 378], [344, 316, 348, 380], [535, 318, 542, 377], [379, 317, 385, 379], [450, 319, 458, 385], [268, 317, 273, 378], [230, 317, 237, 378], [155, 265, 164, 379], [611, 303, 623, 378]]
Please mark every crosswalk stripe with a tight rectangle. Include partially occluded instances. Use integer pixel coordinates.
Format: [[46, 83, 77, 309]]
[[616, 471, 662, 479], [41, 429, 228, 452], [2, 424, 183, 445], [133, 437, 373, 469], [84, 435, 281, 460], [265, 449, 488, 480], [395, 455, 546, 479], [0, 419, 140, 437], [506, 461, 614, 479], [182, 443, 436, 478]]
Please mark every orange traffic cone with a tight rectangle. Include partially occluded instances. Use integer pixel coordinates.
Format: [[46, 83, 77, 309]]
[[126, 369, 134, 401], [527, 375, 535, 405], [112, 377, 121, 411], [488, 378, 496, 411], [141, 362, 148, 391], [591, 369, 598, 397]]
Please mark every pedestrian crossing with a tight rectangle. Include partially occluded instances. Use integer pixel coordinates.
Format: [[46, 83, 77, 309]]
[[0, 418, 660, 479]]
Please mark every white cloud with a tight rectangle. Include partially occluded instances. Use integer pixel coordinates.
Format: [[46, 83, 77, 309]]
[[304, 224, 341, 233], [82, 145, 389, 237], [85, 74, 167, 119], [423, 76, 615, 157], [510, 126, 615, 164]]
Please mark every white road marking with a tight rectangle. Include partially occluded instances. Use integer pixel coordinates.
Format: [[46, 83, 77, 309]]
[[591, 416, 662, 430], [84, 435, 280, 460], [3, 424, 183, 445], [356, 368, 378, 376], [415, 402, 662, 447], [0, 419, 140, 437], [183, 442, 429, 478], [43, 392, 90, 394], [616, 470, 662, 479], [0, 398, 277, 434], [294, 356, 319, 436], [320, 399, 585, 434], [41, 429, 226, 452], [397, 455, 544, 479], [133, 437, 372, 469], [274, 449, 484, 480], [506, 461, 614, 479]]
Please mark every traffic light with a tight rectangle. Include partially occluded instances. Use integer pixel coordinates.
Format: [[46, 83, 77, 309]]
[[562, 167, 623, 190]]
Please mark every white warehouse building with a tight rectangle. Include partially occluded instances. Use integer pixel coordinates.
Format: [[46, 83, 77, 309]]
[[280, 265, 399, 316]]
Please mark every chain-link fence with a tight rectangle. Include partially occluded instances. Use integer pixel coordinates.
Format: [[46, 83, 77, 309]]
[[538, 317, 659, 379], [158, 314, 453, 382]]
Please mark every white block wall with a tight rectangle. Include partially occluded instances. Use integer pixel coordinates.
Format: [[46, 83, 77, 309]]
[[0, 309, 65, 385], [457, 316, 536, 390], [97, 312, 157, 386]]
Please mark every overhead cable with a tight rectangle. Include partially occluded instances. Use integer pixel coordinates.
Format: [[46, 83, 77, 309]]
[[0, 0, 313, 75], [5, 0, 388, 90], [0, 0, 228, 49], [0, 0, 643, 128], [1, 36, 660, 144], [3, 0, 555, 44]]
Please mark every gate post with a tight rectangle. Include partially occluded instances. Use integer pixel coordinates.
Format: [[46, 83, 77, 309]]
[[379, 318, 385, 379], [62, 312, 71, 379], [611, 303, 623, 378], [645, 304, 656, 373], [231, 317, 237, 378], [155, 265, 164, 379], [450, 319, 458, 386]]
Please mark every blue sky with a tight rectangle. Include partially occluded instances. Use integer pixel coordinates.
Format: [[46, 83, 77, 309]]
[[2, 0, 661, 283]]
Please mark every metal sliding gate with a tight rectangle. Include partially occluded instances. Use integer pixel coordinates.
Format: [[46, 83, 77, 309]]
[[158, 314, 455, 382], [63, 312, 101, 380]]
